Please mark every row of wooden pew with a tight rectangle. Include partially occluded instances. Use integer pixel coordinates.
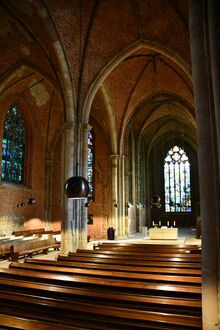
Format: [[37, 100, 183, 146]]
[[0, 229, 61, 260], [0, 242, 202, 329]]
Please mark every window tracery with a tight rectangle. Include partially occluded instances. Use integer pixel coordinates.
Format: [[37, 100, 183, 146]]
[[164, 145, 191, 212], [1, 106, 25, 184], [87, 129, 94, 198]]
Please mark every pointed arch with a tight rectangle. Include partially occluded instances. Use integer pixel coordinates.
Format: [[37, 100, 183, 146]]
[[82, 39, 192, 126]]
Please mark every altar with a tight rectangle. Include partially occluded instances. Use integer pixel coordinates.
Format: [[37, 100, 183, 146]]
[[149, 227, 178, 240]]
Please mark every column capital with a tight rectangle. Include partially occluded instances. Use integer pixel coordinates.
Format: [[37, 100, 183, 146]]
[[80, 123, 93, 132]]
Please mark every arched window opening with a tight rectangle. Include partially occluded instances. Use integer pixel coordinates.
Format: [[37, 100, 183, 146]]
[[164, 145, 191, 212], [87, 129, 94, 199], [1, 105, 25, 184]]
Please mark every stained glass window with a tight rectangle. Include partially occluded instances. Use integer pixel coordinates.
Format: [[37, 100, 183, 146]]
[[87, 129, 94, 198], [164, 145, 191, 212], [1, 106, 25, 184]]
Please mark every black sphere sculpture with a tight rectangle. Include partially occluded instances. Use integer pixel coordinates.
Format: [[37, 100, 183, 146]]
[[64, 176, 90, 199]]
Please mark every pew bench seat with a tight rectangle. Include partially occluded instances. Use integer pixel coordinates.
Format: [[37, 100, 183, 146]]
[[0, 277, 202, 329], [24, 258, 202, 276], [0, 276, 202, 315], [0, 267, 202, 300], [0, 244, 11, 259], [9, 261, 202, 285], [58, 254, 201, 269], [10, 238, 60, 261], [94, 242, 201, 254]]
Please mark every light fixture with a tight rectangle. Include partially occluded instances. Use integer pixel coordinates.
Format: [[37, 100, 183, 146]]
[[64, 163, 90, 199], [17, 197, 36, 207], [65, 176, 90, 199], [151, 195, 161, 204], [17, 202, 25, 208], [85, 196, 93, 207], [27, 197, 36, 205]]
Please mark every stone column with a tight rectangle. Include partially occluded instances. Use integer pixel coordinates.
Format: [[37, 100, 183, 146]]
[[44, 158, 53, 229], [207, 3, 220, 326], [208, 0, 220, 171], [77, 124, 92, 248], [109, 155, 119, 236], [189, 1, 220, 328], [118, 155, 127, 239], [60, 122, 76, 254]]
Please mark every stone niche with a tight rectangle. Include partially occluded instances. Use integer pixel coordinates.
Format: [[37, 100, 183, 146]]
[[0, 215, 25, 236]]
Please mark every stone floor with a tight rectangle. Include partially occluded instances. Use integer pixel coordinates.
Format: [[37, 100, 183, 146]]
[[88, 226, 201, 247], [0, 226, 201, 268]]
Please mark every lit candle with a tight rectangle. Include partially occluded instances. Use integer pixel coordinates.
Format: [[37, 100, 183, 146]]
[[174, 221, 176, 227]]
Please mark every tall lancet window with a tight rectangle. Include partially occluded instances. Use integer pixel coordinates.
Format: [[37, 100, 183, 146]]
[[1, 106, 25, 184], [87, 129, 94, 198], [164, 145, 191, 212]]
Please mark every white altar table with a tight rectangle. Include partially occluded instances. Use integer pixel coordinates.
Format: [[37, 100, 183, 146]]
[[149, 227, 178, 240]]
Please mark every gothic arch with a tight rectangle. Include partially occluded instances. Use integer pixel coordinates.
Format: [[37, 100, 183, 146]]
[[82, 39, 192, 126]]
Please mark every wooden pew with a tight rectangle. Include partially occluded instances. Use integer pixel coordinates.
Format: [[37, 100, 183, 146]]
[[95, 242, 201, 253], [24, 258, 202, 276], [0, 236, 36, 260], [68, 251, 201, 263], [0, 275, 201, 315], [0, 239, 202, 329], [9, 262, 202, 285], [10, 237, 60, 261], [0, 288, 202, 329], [58, 254, 201, 269], [75, 249, 201, 261], [0, 244, 11, 259], [0, 313, 87, 330], [0, 271, 202, 328], [12, 228, 46, 237], [1, 240, 202, 328], [0, 268, 201, 299]]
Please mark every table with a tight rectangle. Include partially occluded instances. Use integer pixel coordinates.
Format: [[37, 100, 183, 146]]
[[149, 227, 178, 240]]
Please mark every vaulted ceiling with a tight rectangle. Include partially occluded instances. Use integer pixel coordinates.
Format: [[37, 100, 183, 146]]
[[0, 0, 196, 154]]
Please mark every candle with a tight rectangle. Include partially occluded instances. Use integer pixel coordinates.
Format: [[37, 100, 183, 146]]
[[159, 221, 161, 227], [152, 221, 154, 226], [174, 221, 176, 227], [167, 221, 169, 227]]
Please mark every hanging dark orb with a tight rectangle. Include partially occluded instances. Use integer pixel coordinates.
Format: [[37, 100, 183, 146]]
[[64, 176, 90, 199]]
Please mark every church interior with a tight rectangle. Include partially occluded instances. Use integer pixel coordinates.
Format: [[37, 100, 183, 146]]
[[0, 1, 219, 329]]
